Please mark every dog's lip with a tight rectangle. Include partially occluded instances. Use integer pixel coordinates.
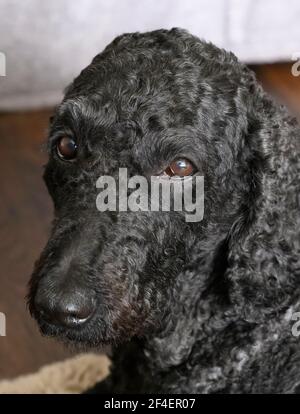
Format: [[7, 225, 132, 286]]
[[35, 307, 95, 332], [61, 314, 92, 325], [37, 306, 96, 328], [37, 317, 94, 343], [33, 309, 110, 345]]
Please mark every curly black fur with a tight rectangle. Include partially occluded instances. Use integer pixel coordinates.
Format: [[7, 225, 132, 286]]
[[28, 29, 300, 393]]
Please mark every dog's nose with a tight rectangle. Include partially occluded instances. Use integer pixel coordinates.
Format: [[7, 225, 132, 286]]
[[35, 288, 96, 328]]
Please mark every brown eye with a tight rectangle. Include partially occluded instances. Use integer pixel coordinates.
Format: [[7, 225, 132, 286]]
[[164, 158, 196, 177], [56, 136, 77, 161]]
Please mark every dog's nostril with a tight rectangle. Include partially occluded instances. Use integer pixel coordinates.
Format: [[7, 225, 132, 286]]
[[35, 290, 96, 328]]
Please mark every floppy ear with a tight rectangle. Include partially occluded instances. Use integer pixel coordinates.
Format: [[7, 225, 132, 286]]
[[225, 70, 300, 322]]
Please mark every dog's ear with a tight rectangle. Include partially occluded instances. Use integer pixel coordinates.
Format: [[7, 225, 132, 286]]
[[225, 70, 299, 322]]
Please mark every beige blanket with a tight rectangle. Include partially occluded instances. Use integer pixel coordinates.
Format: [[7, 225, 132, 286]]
[[0, 354, 110, 394]]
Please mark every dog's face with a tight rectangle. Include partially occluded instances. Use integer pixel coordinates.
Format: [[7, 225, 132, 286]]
[[29, 29, 257, 346]]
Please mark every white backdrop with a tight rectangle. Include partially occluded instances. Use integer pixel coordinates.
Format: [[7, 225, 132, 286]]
[[0, 0, 300, 110]]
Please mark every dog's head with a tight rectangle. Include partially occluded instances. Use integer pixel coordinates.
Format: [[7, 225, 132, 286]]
[[28, 29, 268, 346]]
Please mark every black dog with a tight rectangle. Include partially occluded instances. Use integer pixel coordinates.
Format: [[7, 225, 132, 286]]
[[29, 29, 300, 393]]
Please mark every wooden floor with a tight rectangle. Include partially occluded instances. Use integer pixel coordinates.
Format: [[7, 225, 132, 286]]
[[0, 63, 299, 380], [253, 63, 300, 116]]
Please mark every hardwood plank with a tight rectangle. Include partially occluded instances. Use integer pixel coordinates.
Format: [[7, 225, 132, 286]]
[[0, 110, 71, 379]]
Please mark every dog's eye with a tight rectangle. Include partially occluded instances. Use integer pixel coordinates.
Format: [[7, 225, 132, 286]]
[[56, 136, 77, 161], [163, 158, 196, 177]]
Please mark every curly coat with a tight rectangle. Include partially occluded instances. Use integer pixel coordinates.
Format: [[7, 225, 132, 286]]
[[29, 29, 300, 393]]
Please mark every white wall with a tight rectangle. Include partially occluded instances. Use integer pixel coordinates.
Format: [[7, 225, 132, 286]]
[[0, 0, 299, 110]]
